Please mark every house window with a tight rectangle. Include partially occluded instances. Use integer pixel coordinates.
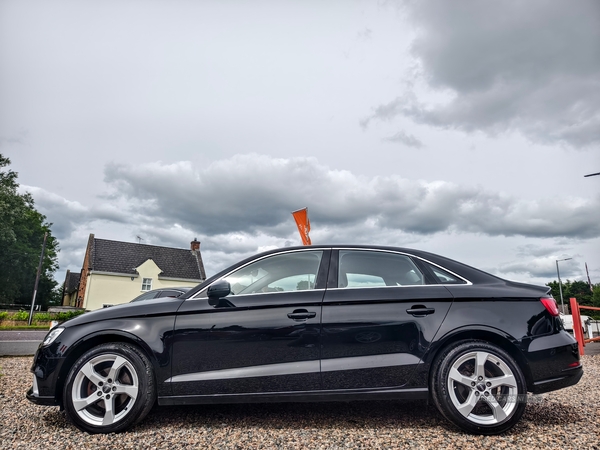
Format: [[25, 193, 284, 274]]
[[141, 278, 152, 291]]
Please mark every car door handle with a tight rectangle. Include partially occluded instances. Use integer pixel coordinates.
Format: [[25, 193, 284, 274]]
[[406, 306, 435, 317], [287, 309, 317, 321]]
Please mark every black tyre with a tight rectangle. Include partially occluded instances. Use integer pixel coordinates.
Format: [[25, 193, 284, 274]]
[[63, 343, 155, 433], [431, 340, 527, 435]]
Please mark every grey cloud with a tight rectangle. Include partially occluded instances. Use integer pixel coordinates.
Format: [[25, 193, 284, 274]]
[[516, 244, 563, 258], [383, 130, 424, 148], [19, 186, 88, 239], [56, 241, 87, 274], [102, 154, 600, 240], [0, 130, 28, 147], [496, 256, 581, 280], [91, 205, 132, 224], [360, 96, 406, 128], [21, 185, 133, 240], [357, 28, 372, 41], [371, 0, 600, 148], [0, 136, 24, 146], [26, 155, 600, 282]]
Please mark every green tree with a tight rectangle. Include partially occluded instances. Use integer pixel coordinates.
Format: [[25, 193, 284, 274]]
[[547, 279, 599, 319], [590, 284, 600, 319], [593, 284, 600, 307], [546, 280, 593, 305], [0, 154, 59, 309], [569, 280, 593, 305]]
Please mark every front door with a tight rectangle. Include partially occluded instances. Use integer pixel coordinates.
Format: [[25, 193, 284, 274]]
[[169, 249, 330, 396]]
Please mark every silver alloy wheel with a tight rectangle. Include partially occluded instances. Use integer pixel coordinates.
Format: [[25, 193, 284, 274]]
[[447, 350, 518, 425], [71, 353, 139, 426]]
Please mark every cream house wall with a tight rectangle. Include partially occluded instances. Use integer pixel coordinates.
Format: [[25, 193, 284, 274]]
[[62, 291, 78, 307], [83, 258, 200, 311]]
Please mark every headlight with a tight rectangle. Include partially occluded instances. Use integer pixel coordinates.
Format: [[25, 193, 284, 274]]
[[42, 327, 65, 346]]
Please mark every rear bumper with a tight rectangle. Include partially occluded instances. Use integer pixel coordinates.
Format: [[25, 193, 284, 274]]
[[531, 365, 583, 394]]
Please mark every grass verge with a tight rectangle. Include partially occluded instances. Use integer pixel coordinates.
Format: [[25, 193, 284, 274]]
[[0, 325, 51, 330]]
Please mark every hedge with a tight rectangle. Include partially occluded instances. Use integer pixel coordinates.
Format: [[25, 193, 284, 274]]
[[0, 310, 86, 323]]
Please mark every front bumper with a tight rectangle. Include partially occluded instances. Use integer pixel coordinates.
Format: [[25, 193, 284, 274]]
[[25, 342, 67, 407], [26, 372, 60, 406], [26, 386, 60, 406]]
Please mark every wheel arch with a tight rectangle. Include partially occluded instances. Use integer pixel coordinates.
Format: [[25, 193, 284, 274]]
[[56, 330, 157, 407], [426, 327, 533, 391]]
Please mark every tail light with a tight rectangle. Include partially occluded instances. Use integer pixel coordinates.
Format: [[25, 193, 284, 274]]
[[540, 297, 559, 316]]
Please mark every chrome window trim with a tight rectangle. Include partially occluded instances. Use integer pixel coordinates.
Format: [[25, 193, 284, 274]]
[[210, 288, 326, 299], [189, 248, 326, 300], [333, 247, 473, 287]]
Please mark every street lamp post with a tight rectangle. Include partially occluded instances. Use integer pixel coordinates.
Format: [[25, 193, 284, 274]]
[[556, 258, 572, 314]]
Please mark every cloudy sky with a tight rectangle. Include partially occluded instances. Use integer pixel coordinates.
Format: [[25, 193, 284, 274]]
[[1, 0, 599, 288]]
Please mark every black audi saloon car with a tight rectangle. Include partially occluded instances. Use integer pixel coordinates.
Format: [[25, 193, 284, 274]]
[[27, 245, 582, 435]]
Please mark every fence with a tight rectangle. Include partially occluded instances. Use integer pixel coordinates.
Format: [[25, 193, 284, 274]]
[[0, 304, 43, 312]]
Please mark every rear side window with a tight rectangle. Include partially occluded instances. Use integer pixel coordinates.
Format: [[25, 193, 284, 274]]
[[419, 261, 467, 285], [338, 250, 425, 288]]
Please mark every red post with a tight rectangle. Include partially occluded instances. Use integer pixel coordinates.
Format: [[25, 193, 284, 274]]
[[570, 297, 585, 356]]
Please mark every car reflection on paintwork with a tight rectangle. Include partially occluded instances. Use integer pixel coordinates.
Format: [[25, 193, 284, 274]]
[[323, 321, 422, 352], [130, 287, 192, 302]]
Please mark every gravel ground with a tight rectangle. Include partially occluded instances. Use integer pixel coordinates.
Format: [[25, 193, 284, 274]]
[[1, 355, 599, 449]]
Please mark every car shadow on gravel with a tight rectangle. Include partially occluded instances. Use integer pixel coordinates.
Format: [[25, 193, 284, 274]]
[[146, 399, 583, 431], [40, 399, 583, 435], [140, 401, 445, 430]]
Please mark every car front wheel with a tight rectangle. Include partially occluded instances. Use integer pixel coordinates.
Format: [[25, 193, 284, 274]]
[[431, 340, 527, 435], [63, 343, 155, 433]]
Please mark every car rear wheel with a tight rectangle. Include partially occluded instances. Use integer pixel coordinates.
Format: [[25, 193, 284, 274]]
[[63, 343, 155, 433], [431, 340, 527, 435]]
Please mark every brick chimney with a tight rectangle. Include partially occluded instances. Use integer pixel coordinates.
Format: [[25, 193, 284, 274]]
[[190, 238, 206, 280]]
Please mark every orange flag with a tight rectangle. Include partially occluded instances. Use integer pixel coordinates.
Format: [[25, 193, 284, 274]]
[[292, 207, 312, 245]]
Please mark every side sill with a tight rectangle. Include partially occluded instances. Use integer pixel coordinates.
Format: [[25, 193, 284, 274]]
[[158, 387, 429, 406]]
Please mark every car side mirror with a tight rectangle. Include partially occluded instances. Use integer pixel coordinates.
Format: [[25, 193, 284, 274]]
[[207, 280, 231, 303]]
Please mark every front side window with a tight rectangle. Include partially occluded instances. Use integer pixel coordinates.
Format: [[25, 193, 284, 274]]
[[338, 250, 425, 288], [223, 251, 323, 295], [141, 278, 152, 291]]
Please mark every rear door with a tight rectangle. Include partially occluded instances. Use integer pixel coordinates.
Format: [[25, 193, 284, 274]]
[[320, 249, 454, 390]]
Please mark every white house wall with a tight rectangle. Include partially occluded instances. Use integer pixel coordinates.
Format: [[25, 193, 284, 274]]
[[83, 258, 200, 310]]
